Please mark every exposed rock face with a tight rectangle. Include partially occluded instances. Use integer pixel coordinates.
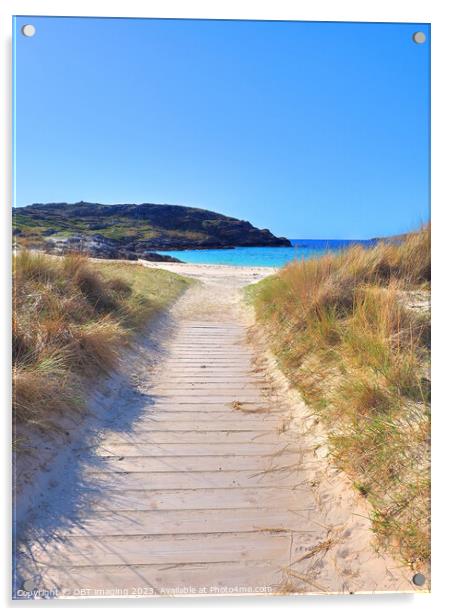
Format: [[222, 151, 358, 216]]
[[44, 235, 135, 260], [13, 201, 292, 258], [139, 252, 183, 263], [43, 235, 183, 262]]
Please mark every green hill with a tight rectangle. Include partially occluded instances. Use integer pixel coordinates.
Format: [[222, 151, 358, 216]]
[[13, 201, 291, 259]]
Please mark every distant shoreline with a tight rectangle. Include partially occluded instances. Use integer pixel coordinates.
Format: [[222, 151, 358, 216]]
[[151, 239, 379, 269]]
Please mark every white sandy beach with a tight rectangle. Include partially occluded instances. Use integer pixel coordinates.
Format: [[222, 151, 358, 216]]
[[139, 259, 277, 285]]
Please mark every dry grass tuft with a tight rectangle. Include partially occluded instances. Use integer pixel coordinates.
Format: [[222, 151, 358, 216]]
[[248, 226, 430, 568], [13, 251, 190, 430]]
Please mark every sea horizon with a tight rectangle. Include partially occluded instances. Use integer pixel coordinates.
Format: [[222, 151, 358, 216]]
[[156, 238, 377, 268]]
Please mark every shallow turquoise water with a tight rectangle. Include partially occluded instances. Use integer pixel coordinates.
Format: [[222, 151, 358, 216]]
[[156, 239, 376, 268]]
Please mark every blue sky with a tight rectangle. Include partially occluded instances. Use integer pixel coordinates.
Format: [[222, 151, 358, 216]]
[[13, 17, 430, 239]]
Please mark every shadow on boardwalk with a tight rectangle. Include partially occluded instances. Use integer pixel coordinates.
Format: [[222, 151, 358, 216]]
[[13, 311, 176, 594]]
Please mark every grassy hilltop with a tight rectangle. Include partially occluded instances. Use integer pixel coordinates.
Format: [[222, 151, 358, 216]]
[[13, 202, 291, 257], [248, 226, 430, 568]]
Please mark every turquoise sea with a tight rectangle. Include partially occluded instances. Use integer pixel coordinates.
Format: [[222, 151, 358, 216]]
[[156, 239, 377, 268]]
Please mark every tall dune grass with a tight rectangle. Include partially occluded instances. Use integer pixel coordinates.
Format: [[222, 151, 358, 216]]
[[249, 226, 430, 568], [13, 252, 190, 428]]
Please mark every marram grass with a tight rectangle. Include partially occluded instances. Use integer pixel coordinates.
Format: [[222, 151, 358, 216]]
[[248, 226, 430, 568], [13, 252, 191, 427]]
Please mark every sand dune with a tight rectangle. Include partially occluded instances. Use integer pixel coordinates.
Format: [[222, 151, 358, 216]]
[[15, 261, 417, 597]]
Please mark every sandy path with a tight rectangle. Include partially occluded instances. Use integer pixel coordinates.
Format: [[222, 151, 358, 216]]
[[15, 262, 415, 597]]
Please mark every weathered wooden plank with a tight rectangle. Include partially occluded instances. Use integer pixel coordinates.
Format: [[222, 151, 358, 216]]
[[147, 396, 267, 404], [100, 430, 281, 444], [132, 420, 281, 432], [150, 394, 274, 400], [150, 387, 270, 395], [28, 531, 293, 567], [89, 454, 300, 473], [85, 469, 305, 490], [24, 561, 285, 596], [94, 442, 296, 457], [167, 354, 246, 358], [144, 405, 278, 413], [160, 364, 254, 369], [152, 374, 267, 382], [60, 508, 314, 537], [139, 411, 276, 421], [88, 486, 315, 511], [167, 346, 251, 350], [151, 374, 261, 380]]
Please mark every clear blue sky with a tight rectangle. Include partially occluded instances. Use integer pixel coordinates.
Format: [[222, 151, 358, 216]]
[[13, 17, 430, 239]]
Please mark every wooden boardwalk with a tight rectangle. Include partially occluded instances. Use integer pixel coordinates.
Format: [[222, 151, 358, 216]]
[[16, 299, 413, 597], [17, 319, 336, 597]]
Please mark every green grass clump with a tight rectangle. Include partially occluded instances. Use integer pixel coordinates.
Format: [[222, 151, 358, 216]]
[[248, 226, 430, 569], [13, 252, 191, 427]]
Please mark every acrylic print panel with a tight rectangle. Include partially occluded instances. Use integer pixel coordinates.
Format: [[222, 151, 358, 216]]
[[12, 16, 430, 599]]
